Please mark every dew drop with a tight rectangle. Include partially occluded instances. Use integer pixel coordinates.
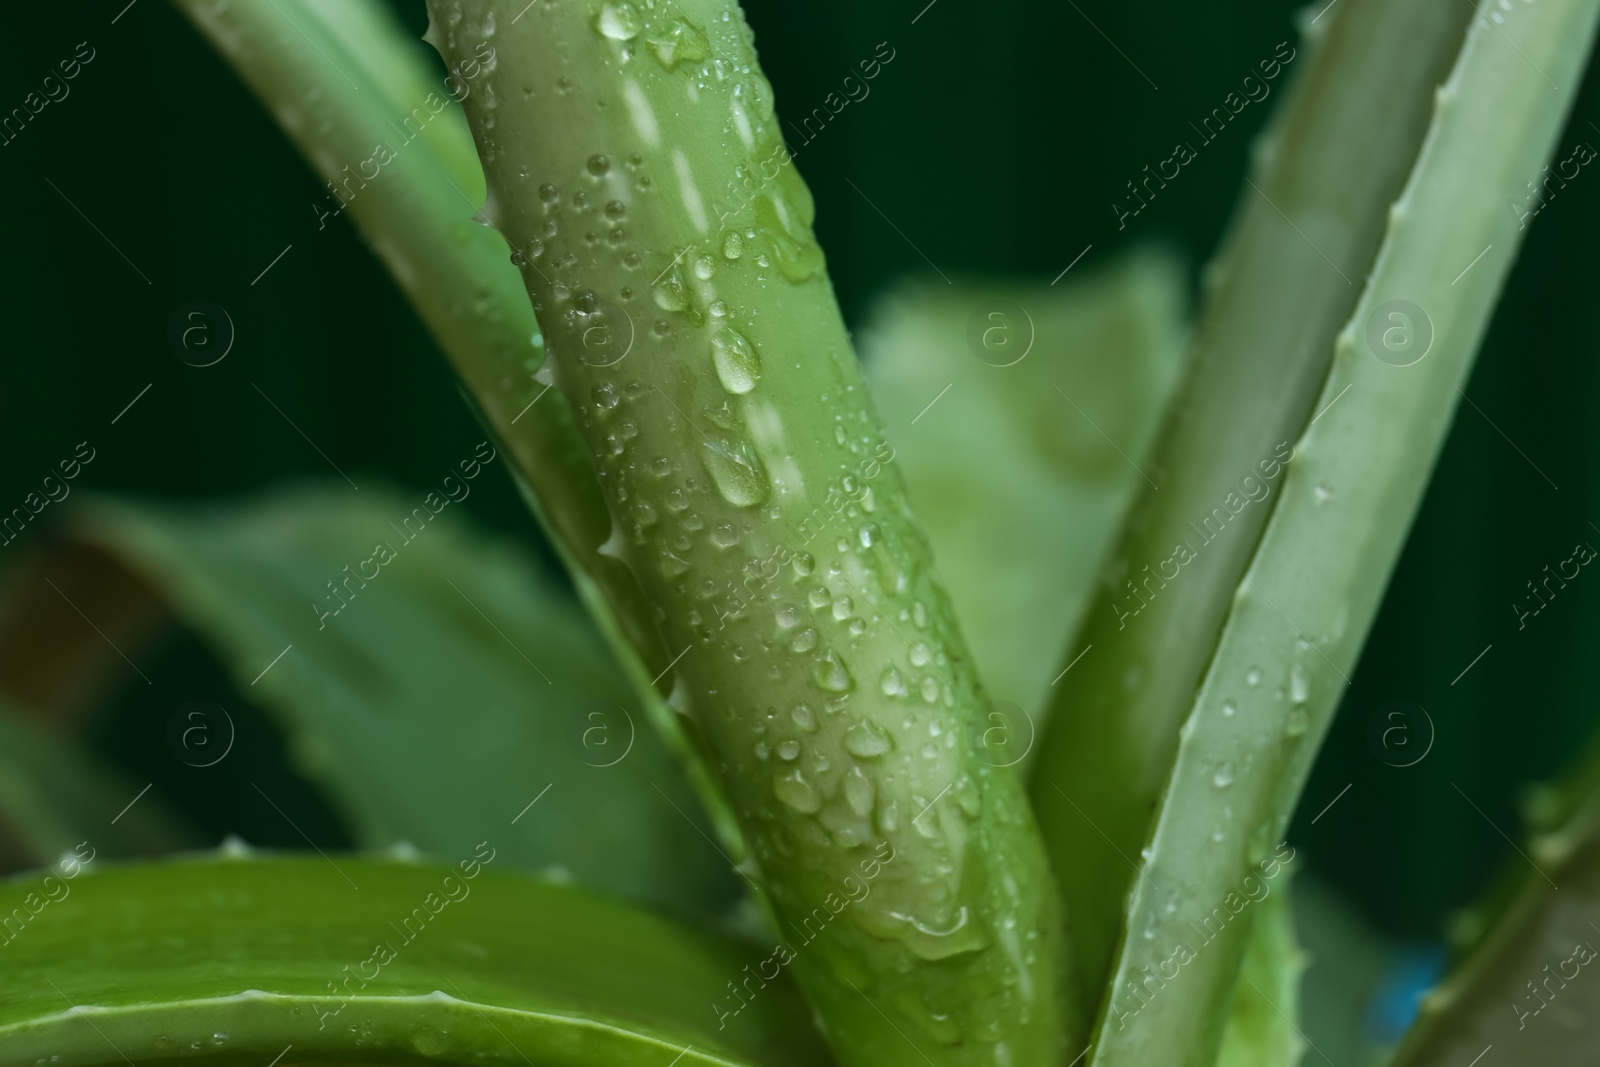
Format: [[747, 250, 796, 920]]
[[652, 268, 689, 311], [791, 704, 817, 731], [773, 771, 821, 813], [701, 441, 770, 507], [1221, 700, 1236, 717], [843, 721, 892, 757], [1246, 667, 1262, 687], [777, 739, 800, 761], [843, 766, 875, 818], [1212, 761, 1235, 788], [814, 649, 854, 693], [710, 328, 762, 395], [775, 604, 802, 629], [646, 15, 712, 70], [586, 153, 611, 177], [593, 1, 643, 40], [723, 230, 745, 259], [881, 667, 907, 697], [790, 628, 818, 653], [1289, 663, 1310, 705]]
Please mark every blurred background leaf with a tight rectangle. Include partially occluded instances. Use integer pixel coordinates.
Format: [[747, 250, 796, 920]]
[[66, 485, 740, 920], [0, 692, 193, 868], [860, 249, 1186, 727]]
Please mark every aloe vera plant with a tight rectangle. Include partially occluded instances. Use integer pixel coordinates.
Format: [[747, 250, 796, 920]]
[[5, 0, 1600, 1064]]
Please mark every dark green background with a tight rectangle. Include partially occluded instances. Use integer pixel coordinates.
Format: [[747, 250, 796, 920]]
[[1, 0, 1597, 948]]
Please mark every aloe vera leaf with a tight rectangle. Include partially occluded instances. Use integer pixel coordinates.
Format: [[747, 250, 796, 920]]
[[858, 251, 1187, 730], [1388, 736, 1600, 1065], [1087, 2, 1600, 1064], [1215, 879, 1304, 1067], [1027, 0, 1476, 1004], [173, 0, 744, 857], [0, 695, 193, 870], [424, 1, 1073, 1062], [67, 486, 737, 918], [291, 0, 484, 195], [0, 853, 831, 1067]]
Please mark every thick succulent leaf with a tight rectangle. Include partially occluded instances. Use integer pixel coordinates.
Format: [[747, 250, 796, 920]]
[[859, 251, 1187, 729], [0, 695, 193, 870], [426, 2, 1076, 1061], [1084, 2, 1600, 1064], [292, 0, 484, 195], [173, 0, 748, 868], [69, 487, 738, 919], [1216, 879, 1305, 1067], [0, 854, 830, 1067], [1028, 0, 1476, 1014]]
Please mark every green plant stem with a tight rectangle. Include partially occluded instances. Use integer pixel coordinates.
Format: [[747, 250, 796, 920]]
[[1026, 0, 1474, 1007], [171, 0, 742, 851], [425, 1, 1072, 1063], [1087, 2, 1600, 1063]]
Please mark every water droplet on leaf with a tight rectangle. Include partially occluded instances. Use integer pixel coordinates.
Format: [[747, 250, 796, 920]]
[[711, 327, 762, 394]]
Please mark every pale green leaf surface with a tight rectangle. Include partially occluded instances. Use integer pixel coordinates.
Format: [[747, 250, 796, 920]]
[[69, 487, 738, 920], [292, 0, 485, 197], [859, 251, 1187, 730], [0, 854, 830, 1067], [425, 2, 1076, 1060]]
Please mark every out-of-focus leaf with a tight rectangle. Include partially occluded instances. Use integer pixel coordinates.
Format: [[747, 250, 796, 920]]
[[293, 0, 485, 195], [859, 250, 1186, 730], [1292, 873, 1398, 1067], [0, 853, 830, 1067], [69, 485, 739, 920], [1392, 735, 1600, 1066], [0, 695, 192, 871], [1217, 879, 1306, 1067]]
